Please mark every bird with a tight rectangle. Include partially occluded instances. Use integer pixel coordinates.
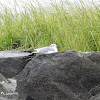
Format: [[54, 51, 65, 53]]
[[31, 44, 58, 54]]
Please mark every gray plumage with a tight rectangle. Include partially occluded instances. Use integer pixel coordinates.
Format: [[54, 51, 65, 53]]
[[32, 44, 58, 54]]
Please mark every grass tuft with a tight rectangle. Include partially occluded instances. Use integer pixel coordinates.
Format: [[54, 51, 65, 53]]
[[0, 0, 100, 52]]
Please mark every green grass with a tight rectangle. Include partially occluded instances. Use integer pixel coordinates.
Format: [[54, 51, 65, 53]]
[[0, 0, 100, 52]]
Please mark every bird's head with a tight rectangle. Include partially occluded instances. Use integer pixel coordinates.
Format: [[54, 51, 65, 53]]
[[50, 44, 59, 48]]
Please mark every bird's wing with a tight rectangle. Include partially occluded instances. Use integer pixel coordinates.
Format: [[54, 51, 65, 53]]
[[37, 47, 55, 53], [31, 46, 57, 54]]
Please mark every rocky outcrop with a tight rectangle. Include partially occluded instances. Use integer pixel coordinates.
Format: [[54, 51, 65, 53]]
[[0, 50, 100, 100], [0, 49, 35, 100], [0, 50, 34, 78], [16, 50, 100, 100]]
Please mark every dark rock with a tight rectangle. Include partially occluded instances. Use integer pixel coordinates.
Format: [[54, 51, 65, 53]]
[[87, 51, 100, 63], [0, 50, 34, 78], [89, 93, 100, 100], [26, 96, 34, 100], [89, 85, 100, 96], [16, 50, 100, 100]]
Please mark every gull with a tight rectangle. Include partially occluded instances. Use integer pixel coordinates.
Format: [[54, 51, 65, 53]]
[[32, 44, 58, 54]]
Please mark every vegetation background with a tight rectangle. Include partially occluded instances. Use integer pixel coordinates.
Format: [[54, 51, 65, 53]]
[[0, 0, 100, 52]]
